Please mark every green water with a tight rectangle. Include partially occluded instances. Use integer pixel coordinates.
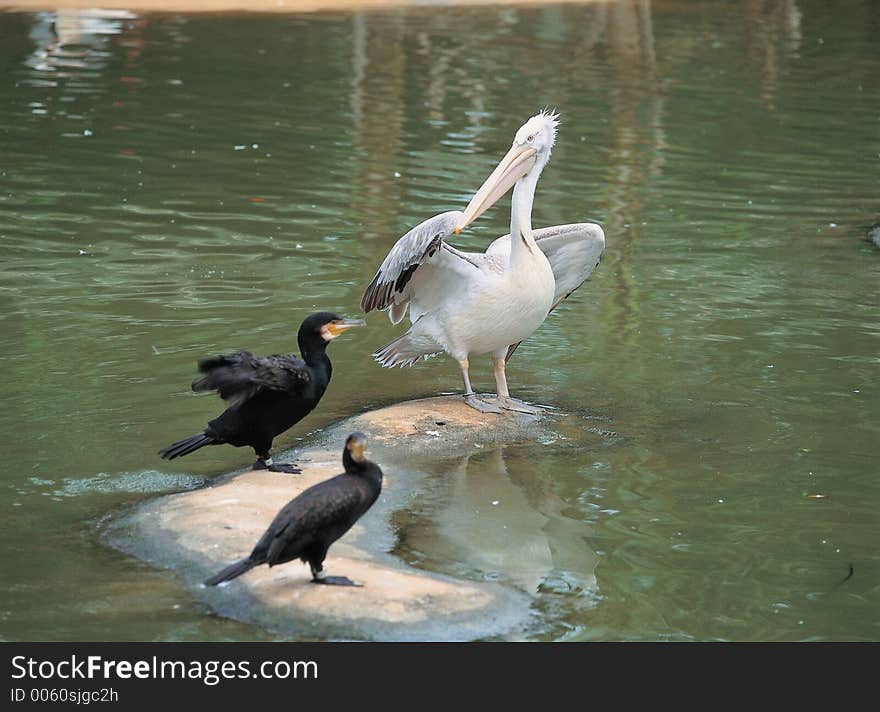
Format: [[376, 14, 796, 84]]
[[1, 1, 878, 641]]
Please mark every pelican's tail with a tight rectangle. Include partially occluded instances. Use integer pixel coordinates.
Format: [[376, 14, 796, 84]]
[[374, 330, 442, 368]]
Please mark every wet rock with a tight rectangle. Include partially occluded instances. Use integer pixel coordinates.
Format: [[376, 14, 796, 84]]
[[105, 397, 567, 641], [342, 395, 565, 460]]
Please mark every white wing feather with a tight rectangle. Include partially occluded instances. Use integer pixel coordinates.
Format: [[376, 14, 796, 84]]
[[361, 211, 473, 324], [487, 222, 605, 307], [487, 222, 605, 361]]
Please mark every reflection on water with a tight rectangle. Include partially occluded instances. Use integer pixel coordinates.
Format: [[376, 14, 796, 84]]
[[395, 447, 600, 597], [0, 1, 878, 641], [25, 10, 137, 76]]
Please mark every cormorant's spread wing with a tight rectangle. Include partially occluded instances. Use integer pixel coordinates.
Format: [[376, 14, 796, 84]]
[[361, 210, 477, 324], [489, 223, 605, 361], [192, 351, 309, 404], [263, 476, 369, 565]]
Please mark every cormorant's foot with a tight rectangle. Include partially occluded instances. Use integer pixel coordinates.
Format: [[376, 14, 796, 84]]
[[311, 575, 362, 587], [496, 397, 544, 416], [268, 462, 302, 474], [252, 459, 302, 474], [463, 394, 503, 414]]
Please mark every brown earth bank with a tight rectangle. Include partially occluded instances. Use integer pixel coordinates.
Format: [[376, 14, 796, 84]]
[[2, 0, 608, 15]]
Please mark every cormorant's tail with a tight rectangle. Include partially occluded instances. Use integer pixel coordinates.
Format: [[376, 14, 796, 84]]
[[159, 431, 214, 460], [204, 557, 258, 586], [373, 330, 442, 368]]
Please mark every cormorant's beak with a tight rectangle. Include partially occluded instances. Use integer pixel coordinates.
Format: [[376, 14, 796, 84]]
[[347, 433, 367, 463], [455, 143, 537, 234], [324, 318, 366, 339]]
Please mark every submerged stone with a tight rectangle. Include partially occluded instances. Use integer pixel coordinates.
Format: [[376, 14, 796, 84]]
[[105, 397, 576, 641]]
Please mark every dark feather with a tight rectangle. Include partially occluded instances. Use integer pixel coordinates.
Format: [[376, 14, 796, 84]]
[[202, 438, 383, 586], [192, 351, 310, 403], [263, 477, 372, 565]]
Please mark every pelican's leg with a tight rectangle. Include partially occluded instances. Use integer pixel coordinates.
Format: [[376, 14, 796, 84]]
[[459, 358, 502, 414], [491, 351, 543, 415]]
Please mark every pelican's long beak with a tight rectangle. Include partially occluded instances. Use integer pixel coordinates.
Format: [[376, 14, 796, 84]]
[[455, 143, 537, 233], [324, 318, 366, 339]]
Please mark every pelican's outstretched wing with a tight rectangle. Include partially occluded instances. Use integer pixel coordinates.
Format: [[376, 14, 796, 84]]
[[488, 222, 605, 361], [535, 222, 605, 306], [361, 210, 476, 324], [488, 222, 605, 306]]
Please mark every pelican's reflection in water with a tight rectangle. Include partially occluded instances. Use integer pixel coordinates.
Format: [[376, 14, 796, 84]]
[[396, 447, 599, 598]]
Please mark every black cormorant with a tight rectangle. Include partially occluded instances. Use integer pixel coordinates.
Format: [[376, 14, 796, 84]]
[[204, 432, 382, 587], [159, 312, 364, 473]]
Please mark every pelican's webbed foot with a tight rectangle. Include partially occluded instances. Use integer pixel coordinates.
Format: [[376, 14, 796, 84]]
[[496, 397, 544, 416], [463, 393, 503, 414], [253, 458, 302, 474]]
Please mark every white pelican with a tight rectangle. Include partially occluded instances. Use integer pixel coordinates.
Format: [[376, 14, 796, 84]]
[[361, 111, 605, 414]]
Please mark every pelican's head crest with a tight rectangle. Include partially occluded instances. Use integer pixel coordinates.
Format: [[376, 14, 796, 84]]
[[513, 109, 559, 156], [454, 109, 560, 233]]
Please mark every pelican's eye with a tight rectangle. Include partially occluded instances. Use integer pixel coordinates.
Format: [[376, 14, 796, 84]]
[[526, 134, 535, 143]]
